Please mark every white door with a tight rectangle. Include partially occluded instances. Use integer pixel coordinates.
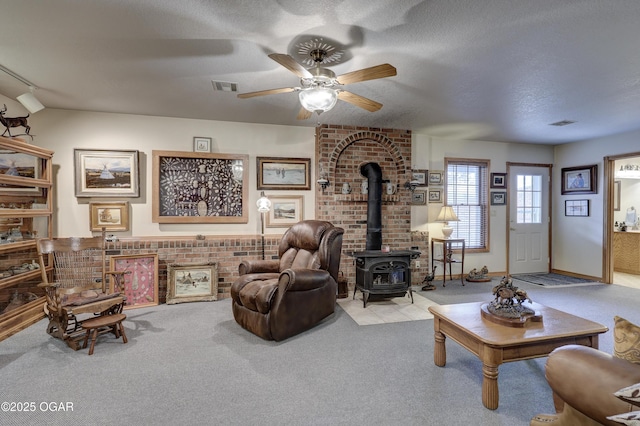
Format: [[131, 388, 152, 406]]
[[508, 165, 550, 274]]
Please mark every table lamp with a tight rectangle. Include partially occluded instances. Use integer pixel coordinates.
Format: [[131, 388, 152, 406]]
[[436, 206, 459, 239]]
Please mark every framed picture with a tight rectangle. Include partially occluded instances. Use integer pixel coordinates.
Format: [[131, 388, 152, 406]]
[[411, 169, 428, 187], [193, 137, 212, 153], [257, 157, 311, 190], [561, 164, 597, 195], [491, 191, 507, 205], [565, 199, 590, 217], [265, 195, 304, 227], [428, 170, 444, 185], [0, 151, 42, 195], [89, 201, 129, 232], [109, 254, 159, 309], [428, 188, 442, 203], [152, 150, 249, 223], [166, 263, 218, 305], [490, 173, 507, 188], [411, 190, 426, 205], [614, 180, 621, 211], [74, 149, 140, 197]]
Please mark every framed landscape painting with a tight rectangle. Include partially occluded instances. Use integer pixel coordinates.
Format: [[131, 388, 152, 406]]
[[266, 195, 303, 227], [74, 149, 139, 197], [166, 263, 218, 304], [257, 157, 310, 190], [89, 201, 129, 232]]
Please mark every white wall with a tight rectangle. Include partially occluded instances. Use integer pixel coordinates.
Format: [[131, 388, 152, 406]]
[[553, 129, 640, 277], [412, 134, 554, 274], [26, 108, 315, 237]]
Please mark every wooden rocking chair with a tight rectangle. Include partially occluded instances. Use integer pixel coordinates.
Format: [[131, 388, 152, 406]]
[[37, 229, 127, 350]]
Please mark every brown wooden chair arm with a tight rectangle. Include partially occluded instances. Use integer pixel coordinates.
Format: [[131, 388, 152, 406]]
[[37, 281, 60, 288]]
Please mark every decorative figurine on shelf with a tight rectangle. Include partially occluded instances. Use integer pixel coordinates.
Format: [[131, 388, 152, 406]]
[[479, 275, 541, 327], [466, 265, 491, 282], [0, 104, 31, 138], [421, 265, 437, 291]]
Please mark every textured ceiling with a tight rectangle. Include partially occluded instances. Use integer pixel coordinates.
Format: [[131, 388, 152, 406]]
[[1, 0, 640, 144]]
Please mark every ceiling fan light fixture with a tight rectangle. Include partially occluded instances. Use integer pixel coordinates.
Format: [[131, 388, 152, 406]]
[[298, 87, 338, 113]]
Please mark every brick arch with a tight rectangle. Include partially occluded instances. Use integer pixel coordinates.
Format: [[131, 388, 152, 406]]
[[327, 131, 410, 183]]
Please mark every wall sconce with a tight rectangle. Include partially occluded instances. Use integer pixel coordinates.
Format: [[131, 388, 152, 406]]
[[317, 175, 330, 193], [404, 180, 420, 192]]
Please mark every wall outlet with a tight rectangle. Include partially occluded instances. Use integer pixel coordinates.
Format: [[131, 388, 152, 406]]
[[415, 260, 421, 268]]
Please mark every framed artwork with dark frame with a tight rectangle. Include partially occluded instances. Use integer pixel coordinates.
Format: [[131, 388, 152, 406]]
[[490, 173, 507, 189], [89, 201, 129, 232], [166, 262, 218, 305], [561, 164, 597, 195], [411, 190, 426, 205], [491, 191, 507, 205], [257, 157, 311, 190], [428, 170, 444, 185], [428, 188, 442, 203], [109, 254, 159, 309], [0, 151, 43, 196], [565, 199, 590, 217], [74, 149, 140, 197], [411, 169, 428, 187], [266, 195, 304, 228], [152, 150, 249, 223]]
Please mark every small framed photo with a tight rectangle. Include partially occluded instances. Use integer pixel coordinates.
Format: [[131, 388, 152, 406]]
[[257, 157, 311, 190], [491, 191, 507, 205], [411, 169, 428, 187], [428, 188, 442, 203], [166, 263, 218, 305], [193, 137, 212, 153], [565, 199, 589, 217], [428, 170, 444, 185], [491, 173, 507, 188], [411, 190, 426, 205], [561, 164, 597, 195], [265, 195, 304, 227], [74, 149, 140, 197], [89, 201, 129, 231], [109, 254, 159, 309]]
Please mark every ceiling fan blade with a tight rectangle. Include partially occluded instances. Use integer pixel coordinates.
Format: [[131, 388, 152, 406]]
[[297, 107, 313, 120], [237, 87, 296, 99], [268, 53, 313, 79], [338, 91, 383, 112], [336, 63, 397, 85]]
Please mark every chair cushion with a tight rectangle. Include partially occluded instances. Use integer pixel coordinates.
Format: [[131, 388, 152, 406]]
[[238, 278, 279, 314], [614, 316, 640, 364], [63, 291, 121, 307]]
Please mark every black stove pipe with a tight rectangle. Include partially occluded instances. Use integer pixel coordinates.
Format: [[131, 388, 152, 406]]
[[360, 162, 383, 251]]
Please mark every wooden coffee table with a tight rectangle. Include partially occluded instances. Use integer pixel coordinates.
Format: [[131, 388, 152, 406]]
[[428, 302, 608, 410]]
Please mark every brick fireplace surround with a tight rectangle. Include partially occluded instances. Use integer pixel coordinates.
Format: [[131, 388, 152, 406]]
[[2, 125, 428, 307]]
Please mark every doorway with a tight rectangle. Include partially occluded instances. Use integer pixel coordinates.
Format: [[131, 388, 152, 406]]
[[507, 163, 552, 275]]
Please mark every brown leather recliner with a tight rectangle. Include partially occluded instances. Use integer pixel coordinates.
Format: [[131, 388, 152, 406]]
[[231, 220, 344, 341], [531, 345, 640, 426]]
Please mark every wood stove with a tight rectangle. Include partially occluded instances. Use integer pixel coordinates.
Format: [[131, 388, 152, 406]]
[[351, 250, 420, 307]]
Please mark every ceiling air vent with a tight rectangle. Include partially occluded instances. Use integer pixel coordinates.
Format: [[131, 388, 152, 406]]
[[211, 81, 238, 92], [549, 120, 576, 127]]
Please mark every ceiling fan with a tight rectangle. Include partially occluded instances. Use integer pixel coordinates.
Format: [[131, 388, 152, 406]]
[[237, 48, 397, 120]]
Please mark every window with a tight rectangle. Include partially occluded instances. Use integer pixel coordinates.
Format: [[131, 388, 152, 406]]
[[444, 158, 489, 250], [516, 174, 542, 223]]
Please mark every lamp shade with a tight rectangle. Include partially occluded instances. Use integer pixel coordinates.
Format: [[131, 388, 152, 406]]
[[299, 87, 338, 113], [17, 91, 45, 113], [436, 206, 459, 222], [256, 191, 272, 213]]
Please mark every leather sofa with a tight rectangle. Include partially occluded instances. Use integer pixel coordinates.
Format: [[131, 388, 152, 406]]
[[231, 220, 344, 341], [531, 345, 640, 425]]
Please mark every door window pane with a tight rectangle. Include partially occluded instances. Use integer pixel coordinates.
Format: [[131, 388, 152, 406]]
[[516, 174, 542, 224]]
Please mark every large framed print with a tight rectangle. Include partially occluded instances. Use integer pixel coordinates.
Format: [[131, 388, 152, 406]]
[[89, 201, 129, 232], [561, 164, 597, 195], [166, 263, 218, 305], [257, 157, 311, 190], [0, 151, 42, 195], [265, 195, 303, 228], [109, 254, 159, 309], [74, 149, 139, 197], [152, 150, 249, 223]]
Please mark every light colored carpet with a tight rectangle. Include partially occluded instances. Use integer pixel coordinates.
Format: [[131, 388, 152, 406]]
[[337, 291, 438, 325]]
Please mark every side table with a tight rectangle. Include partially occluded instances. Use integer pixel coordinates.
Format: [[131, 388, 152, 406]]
[[431, 238, 465, 287]]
